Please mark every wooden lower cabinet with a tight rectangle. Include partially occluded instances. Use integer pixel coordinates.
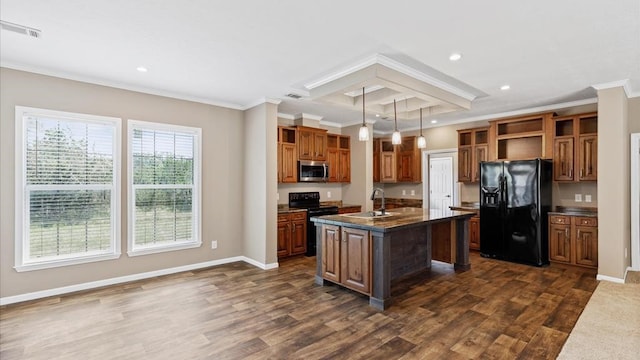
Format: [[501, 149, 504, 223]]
[[321, 225, 371, 295], [469, 216, 480, 250], [549, 214, 598, 268], [277, 212, 307, 259]]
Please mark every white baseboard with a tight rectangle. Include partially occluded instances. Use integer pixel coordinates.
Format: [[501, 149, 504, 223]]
[[241, 256, 279, 270], [596, 273, 626, 284], [0, 256, 279, 306]]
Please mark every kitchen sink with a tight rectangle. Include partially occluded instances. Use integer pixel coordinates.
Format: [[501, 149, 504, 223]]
[[343, 211, 396, 219]]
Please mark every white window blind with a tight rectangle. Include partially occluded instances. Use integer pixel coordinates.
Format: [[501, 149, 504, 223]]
[[15, 106, 121, 271], [128, 120, 201, 255]]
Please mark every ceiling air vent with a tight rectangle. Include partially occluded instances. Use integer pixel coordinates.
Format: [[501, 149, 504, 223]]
[[286, 93, 303, 99], [0, 20, 41, 38]]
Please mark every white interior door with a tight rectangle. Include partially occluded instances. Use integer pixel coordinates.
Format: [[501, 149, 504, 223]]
[[429, 157, 453, 211]]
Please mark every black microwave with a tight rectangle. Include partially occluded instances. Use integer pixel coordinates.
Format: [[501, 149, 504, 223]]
[[298, 160, 328, 182]]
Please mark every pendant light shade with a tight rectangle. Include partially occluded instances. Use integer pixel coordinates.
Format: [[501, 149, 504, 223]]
[[417, 107, 426, 149], [358, 87, 369, 141], [391, 99, 401, 145]]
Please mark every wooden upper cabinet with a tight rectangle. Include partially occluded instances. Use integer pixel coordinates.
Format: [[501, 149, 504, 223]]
[[297, 126, 328, 161], [326, 148, 339, 182], [373, 139, 380, 183], [326, 134, 351, 183], [278, 126, 297, 183], [380, 144, 397, 183], [553, 137, 574, 181], [457, 127, 488, 183], [491, 112, 555, 161], [397, 136, 421, 182], [280, 143, 297, 183], [578, 135, 597, 181], [374, 136, 420, 183], [552, 112, 597, 182], [458, 146, 472, 183]]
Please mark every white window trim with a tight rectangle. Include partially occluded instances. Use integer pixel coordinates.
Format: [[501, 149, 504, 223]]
[[127, 120, 202, 257], [14, 106, 122, 272]]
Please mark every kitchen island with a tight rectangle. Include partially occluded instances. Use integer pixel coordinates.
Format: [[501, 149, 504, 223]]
[[311, 207, 475, 310]]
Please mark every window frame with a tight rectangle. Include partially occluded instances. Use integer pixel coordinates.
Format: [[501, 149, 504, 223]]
[[127, 119, 202, 257], [14, 106, 122, 272]]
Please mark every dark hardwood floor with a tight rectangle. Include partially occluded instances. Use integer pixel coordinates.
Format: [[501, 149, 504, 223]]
[[0, 252, 598, 359]]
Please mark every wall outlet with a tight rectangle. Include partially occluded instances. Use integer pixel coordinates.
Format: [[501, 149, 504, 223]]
[[625, 247, 628, 258], [585, 194, 592, 203], [211, 240, 218, 249], [411, 190, 416, 196], [277, 192, 279, 201], [402, 190, 407, 195], [575, 194, 582, 202], [327, 191, 331, 198]]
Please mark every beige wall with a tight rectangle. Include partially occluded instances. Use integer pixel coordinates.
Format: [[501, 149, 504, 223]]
[[630, 97, 640, 133], [597, 87, 630, 279], [277, 184, 344, 205], [0, 68, 246, 298], [341, 123, 373, 211], [243, 102, 278, 266]]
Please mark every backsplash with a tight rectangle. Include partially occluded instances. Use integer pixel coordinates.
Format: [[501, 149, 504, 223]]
[[460, 181, 598, 208]]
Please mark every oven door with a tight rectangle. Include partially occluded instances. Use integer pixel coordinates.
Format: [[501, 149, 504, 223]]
[[298, 160, 327, 182], [306, 207, 339, 256]]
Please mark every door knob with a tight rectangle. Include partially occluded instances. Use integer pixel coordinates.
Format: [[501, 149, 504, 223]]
[[445, 195, 451, 198]]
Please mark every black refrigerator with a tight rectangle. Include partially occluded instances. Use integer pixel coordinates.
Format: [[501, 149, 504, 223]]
[[480, 159, 552, 266]]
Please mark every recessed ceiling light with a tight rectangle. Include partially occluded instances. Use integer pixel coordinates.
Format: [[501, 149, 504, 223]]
[[500, 85, 510, 90], [431, 120, 438, 124], [375, 114, 380, 117], [136, 66, 148, 73], [449, 53, 462, 61]]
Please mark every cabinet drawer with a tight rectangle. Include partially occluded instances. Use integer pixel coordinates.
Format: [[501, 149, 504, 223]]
[[575, 216, 597, 227], [290, 212, 307, 221], [278, 214, 290, 222], [549, 215, 570, 225]]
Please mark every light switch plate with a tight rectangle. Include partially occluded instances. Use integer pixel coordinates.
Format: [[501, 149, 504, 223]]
[[585, 195, 592, 203], [575, 194, 582, 202], [411, 190, 416, 196], [402, 190, 407, 195], [327, 191, 331, 198]]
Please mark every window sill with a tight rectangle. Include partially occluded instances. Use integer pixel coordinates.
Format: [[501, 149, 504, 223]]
[[127, 241, 202, 257], [14, 252, 121, 272]]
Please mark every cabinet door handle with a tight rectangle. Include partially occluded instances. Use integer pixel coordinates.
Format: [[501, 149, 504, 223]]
[[292, 223, 296, 232], [580, 169, 584, 178], [565, 228, 569, 238], [569, 169, 572, 178]]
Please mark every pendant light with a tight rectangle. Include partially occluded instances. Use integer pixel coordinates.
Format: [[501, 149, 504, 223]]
[[358, 87, 369, 141], [391, 99, 402, 145], [417, 107, 427, 149]]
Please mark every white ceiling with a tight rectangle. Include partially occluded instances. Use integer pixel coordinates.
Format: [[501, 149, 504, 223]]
[[1, 1, 639, 133]]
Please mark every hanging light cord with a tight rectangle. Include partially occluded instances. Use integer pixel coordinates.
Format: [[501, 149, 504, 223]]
[[420, 108, 423, 136], [394, 100, 397, 130], [362, 87, 365, 126]]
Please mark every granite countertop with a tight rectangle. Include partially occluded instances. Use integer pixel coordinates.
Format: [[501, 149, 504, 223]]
[[549, 206, 597, 217], [277, 205, 308, 214], [310, 207, 475, 233], [450, 202, 479, 212], [277, 202, 362, 214]]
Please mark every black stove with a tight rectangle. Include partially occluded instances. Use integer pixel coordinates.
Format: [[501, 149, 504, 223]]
[[288, 192, 338, 256]]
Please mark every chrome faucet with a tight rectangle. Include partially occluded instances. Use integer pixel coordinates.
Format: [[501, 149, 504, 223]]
[[370, 187, 385, 214]]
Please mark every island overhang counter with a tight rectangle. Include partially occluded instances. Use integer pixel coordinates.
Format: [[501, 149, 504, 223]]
[[311, 207, 476, 310]]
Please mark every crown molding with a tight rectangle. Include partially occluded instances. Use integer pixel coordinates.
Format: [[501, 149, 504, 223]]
[[303, 53, 479, 102], [373, 98, 599, 135], [243, 97, 282, 110], [277, 112, 295, 120], [1, 62, 247, 110], [319, 120, 343, 128], [591, 79, 633, 97], [294, 112, 323, 121]]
